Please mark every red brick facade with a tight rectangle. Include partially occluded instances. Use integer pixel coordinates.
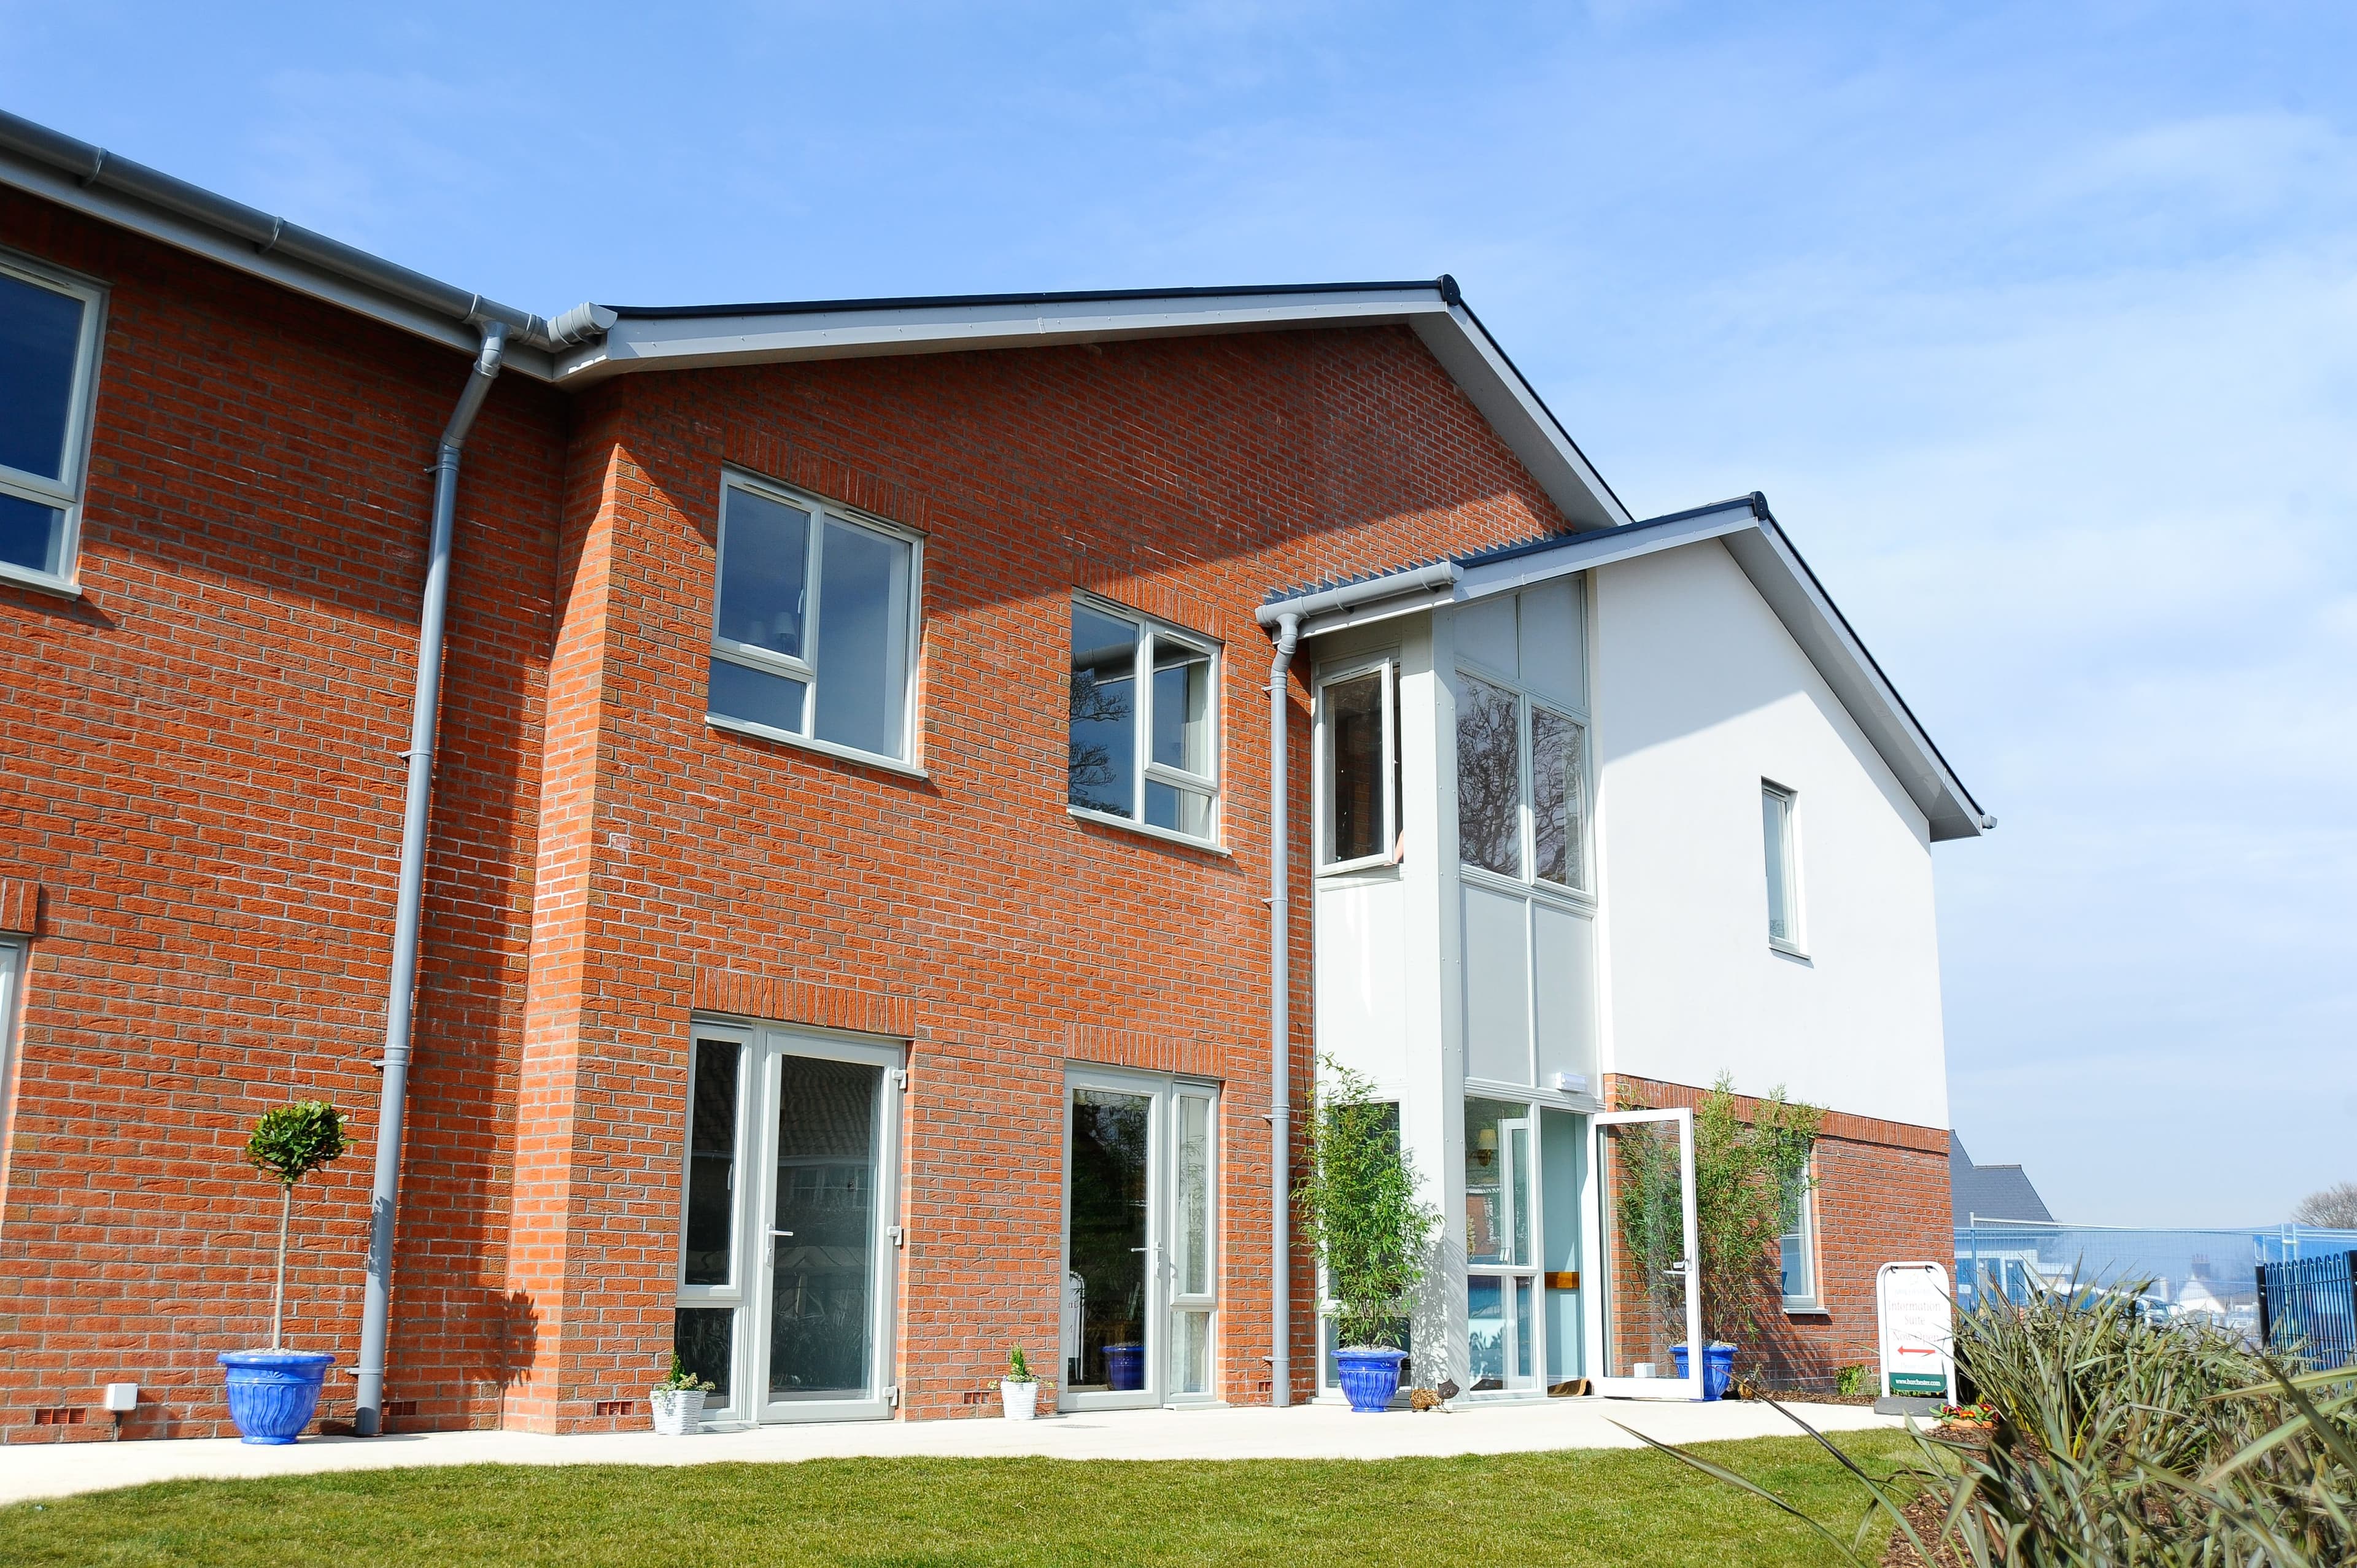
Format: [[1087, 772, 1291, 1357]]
[[1603, 1073, 1952, 1390], [0, 183, 1587, 1439]]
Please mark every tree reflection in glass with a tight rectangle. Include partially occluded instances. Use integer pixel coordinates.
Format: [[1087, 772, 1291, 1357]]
[[1457, 674, 1522, 877]]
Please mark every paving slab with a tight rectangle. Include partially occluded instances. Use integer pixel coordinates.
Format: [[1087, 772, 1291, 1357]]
[[0, 1397, 1906, 1505]]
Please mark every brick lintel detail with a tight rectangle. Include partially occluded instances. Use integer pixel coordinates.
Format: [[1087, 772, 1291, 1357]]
[[692, 967, 916, 1040], [1063, 1025, 1228, 1083]]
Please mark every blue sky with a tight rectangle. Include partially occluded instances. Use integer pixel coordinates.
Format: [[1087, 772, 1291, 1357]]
[[6, 2, 2351, 1224]]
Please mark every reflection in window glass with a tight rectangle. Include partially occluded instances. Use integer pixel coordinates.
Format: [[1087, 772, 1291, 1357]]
[[1463, 1099, 1532, 1267], [1178, 1096, 1212, 1296], [673, 1307, 734, 1398], [769, 1055, 881, 1399], [1456, 674, 1521, 877], [813, 519, 911, 757], [1069, 606, 1139, 817], [1763, 786, 1797, 943], [707, 658, 807, 735], [1151, 642, 1212, 775], [1531, 707, 1585, 889], [1467, 1275, 1506, 1389], [683, 1040, 741, 1286], [1780, 1162, 1817, 1303], [1069, 600, 1220, 840], [0, 269, 85, 484], [714, 488, 811, 658], [0, 492, 63, 577], [1326, 670, 1385, 864]]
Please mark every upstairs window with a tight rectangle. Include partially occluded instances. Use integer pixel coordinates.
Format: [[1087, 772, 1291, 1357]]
[[1762, 782, 1802, 951], [0, 255, 106, 586], [1067, 597, 1219, 843], [1454, 672, 1587, 892], [707, 474, 919, 765], [1318, 658, 1399, 871]]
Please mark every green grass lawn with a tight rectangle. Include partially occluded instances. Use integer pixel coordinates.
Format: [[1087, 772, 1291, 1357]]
[[0, 1431, 1916, 1567]]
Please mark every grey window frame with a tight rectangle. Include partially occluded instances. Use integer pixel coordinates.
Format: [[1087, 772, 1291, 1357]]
[[705, 469, 924, 770], [1762, 780, 1805, 955], [0, 249, 108, 595]]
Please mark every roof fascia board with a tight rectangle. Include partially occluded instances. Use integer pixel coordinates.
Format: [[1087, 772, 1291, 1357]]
[[0, 144, 562, 380], [1408, 306, 1634, 531], [551, 288, 1446, 383], [1451, 502, 1756, 601], [1718, 521, 1989, 841]]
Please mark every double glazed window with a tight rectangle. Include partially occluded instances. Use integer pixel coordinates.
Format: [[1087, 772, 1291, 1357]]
[[0, 255, 106, 585], [1456, 678, 1587, 892], [708, 475, 920, 765], [1067, 598, 1220, 843], [1318, 659, 1400, 870], [1762, 782, 1802, 951]]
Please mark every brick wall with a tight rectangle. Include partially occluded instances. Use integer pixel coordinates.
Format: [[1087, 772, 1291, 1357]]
[[0, 188, 567, 1440], [1603, 1072, 1952, 1390]]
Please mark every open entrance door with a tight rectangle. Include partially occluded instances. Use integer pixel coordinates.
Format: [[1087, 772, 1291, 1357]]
[[1584, 1107, 1703, 1400]]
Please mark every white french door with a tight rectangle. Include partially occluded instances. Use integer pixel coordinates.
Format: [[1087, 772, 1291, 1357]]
[[673, 1021, 904, 1424], [1583, 1106, 1703, 1400], [1059, 1068, 1220, 1411]]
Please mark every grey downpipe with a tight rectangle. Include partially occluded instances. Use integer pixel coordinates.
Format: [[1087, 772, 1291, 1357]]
[[353, 323, 508, 1438], [1266, 611, 1302, 1408]]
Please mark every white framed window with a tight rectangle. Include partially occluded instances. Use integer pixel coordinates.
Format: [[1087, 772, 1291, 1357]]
[[1315, 656, 1399, 872], [1067, 595, 1220, 846], [706, 471, 922, 767], [1455, 674, 1588, 896], [0, 251, 107, 591], [1762, 781, 1803, 952], [1780, 1155, 1821, 1310], [0, 938, 23, 1158]]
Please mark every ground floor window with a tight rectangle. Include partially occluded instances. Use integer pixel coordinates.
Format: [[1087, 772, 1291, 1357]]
[[1464, 1097, 1541, 1391], [1780, 1154, 1820, 1309], [671, 1021, 904, 1424]]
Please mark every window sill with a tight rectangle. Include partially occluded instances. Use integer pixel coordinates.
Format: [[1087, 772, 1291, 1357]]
[[0, 561, 82, 600], [706, 713, 928, 780], [1769, 938, 1812, 964], [1316, 855, 1401, 879], [1783, 1302, 1829, 1318], [1067, 806, 1228, 857]]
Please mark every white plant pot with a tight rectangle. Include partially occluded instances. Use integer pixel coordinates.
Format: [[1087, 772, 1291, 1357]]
[[1000, 1378, 1039, 1420], [649, 1387, 706, 1436]]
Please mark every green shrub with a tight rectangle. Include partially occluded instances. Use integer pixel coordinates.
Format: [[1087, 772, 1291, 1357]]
[[1295, 1057, 1439, 1350], [1835, 1364, 1870, 1398]]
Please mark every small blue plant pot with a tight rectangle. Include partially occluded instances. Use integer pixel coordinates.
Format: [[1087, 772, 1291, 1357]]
[[1333, 1346, 1407, 1412], [1103, 1343, 1145, 1391], [1671, 1343, 1737, 1402], [218, 1350, 335, 1444]]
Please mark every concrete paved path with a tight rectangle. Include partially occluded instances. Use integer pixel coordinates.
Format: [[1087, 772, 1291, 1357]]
[[0, 1397, 1903, 1505]]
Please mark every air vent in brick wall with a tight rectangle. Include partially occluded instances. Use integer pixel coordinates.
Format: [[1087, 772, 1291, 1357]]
[[33, 1407, 87, 1426], [593, 1399, 634, 1417]]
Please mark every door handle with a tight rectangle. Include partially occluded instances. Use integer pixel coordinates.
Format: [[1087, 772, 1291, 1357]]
[[770, 1229, 794, 1238]]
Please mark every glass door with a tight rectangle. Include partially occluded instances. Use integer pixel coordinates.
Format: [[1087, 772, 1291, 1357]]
[[673, 1022, 904, 1425], [1465, 1100, 1542, 1392], [1585, 1107, 1702, 1399], [1061, 1070, 1220, 1410]]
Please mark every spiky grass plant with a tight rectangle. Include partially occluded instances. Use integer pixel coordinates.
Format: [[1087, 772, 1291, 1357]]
[[1620, 1268, 2357, 1565]]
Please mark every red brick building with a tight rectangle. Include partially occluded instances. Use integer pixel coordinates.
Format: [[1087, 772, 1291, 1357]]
[[0, 109, 1984, 1441]]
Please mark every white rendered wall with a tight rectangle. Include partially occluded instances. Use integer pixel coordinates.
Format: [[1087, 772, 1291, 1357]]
[[1590, 541, 1950, 1131]]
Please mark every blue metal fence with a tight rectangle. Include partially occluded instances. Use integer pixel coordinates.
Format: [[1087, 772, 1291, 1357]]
[[2258, 1249, 2357, 1370], [1956, 1222, 2357, 1353]]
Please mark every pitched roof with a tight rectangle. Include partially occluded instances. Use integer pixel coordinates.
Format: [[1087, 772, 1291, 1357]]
[[0, 109, 1630, 531], [1951, 1132, 2056, 1225], [1260, 494, 1995, 841]]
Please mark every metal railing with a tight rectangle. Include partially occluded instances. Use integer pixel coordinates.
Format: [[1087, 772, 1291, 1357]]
[[2257, 1249, 2357, 1370]]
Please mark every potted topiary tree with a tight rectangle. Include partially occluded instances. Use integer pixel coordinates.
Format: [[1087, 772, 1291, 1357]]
[[1296, 1057, 1439, 1412], [1000, 1346, 1039, 1420], [217, 1099, 349, 1443], [649, 1352, 716, 1435]]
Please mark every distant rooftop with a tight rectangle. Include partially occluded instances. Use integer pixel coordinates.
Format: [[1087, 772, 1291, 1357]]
[[1952, 1132, 2056, 1226]]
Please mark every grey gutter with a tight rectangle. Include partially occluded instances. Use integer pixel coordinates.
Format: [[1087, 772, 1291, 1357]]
[[1265, 611, 1303, 1409], [352, 322, 508, 1438], [0, 109, 612, 374]]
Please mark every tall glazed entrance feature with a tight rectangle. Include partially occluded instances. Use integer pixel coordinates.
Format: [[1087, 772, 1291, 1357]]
[[1060, 1068, 1220, 1410], [673, 1021, 904, 1424]]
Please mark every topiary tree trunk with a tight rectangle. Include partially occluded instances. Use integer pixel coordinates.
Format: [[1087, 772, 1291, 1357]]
[[243, 1101, 350, 1350]]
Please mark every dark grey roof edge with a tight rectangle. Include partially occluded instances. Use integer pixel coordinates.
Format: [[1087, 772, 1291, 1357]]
[[1747, 494, 1990, 825], [607, 277, 1456, 321]]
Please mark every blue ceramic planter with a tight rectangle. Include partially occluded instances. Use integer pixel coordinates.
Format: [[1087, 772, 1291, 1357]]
[[1671, 1343, 1737, 1402], [219, 1350, 335, 1444], [1334, 1346, 1407, 1412], [1103, 1343, 1145, 1391]]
